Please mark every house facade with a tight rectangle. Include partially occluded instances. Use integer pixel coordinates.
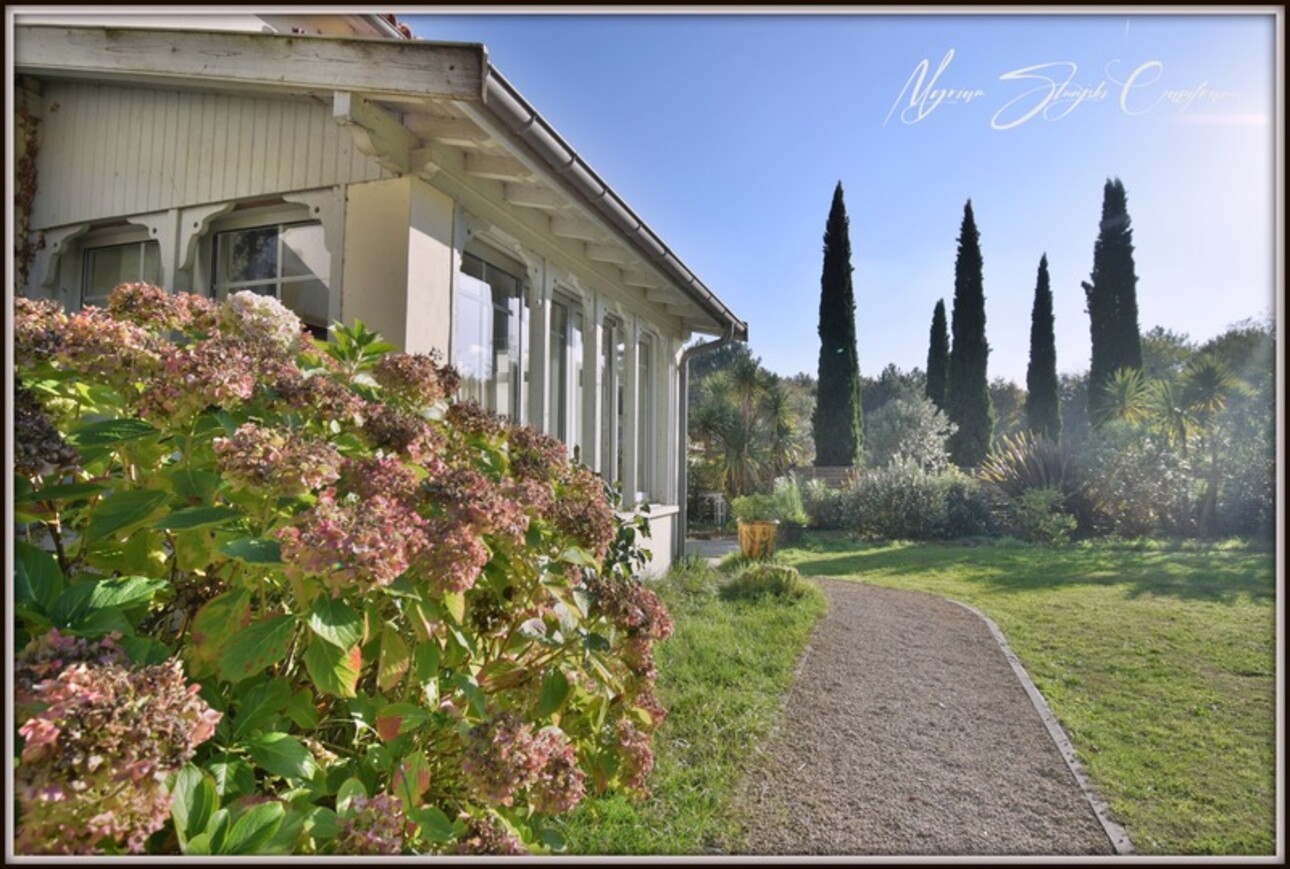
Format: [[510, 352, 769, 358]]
[[12, 13, 747, 575]]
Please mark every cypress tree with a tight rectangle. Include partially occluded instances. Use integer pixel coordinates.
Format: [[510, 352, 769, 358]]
[[1024, 254, 1061, 441], [946, 200, 994, 466], [1082, 178, 1142, 417], [925, 299, 949, 412], [812, 181, 863, 466]]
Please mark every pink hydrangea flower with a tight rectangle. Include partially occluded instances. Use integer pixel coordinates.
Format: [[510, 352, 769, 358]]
[[278, 489, 429, 594], [214, 422, 342, 498], [15, 657, 221, 855]]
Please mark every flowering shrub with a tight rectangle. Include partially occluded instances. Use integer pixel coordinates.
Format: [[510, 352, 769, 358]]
[[12, 287, 669, 855]]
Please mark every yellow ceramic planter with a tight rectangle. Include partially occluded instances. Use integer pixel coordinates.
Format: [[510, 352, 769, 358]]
[[737, 519, 780, 560]]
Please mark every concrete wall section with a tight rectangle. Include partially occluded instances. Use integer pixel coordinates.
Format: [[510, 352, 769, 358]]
[[342, 177, 411, 347], [404, 179, 456, 357]]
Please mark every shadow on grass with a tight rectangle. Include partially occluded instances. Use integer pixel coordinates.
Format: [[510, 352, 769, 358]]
[[785, 537, 1274, 606]]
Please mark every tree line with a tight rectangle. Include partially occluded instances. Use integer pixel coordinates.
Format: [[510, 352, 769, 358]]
[[687, 177, 1274, 539]]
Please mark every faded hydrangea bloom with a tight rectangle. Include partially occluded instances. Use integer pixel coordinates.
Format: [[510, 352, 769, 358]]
[[58, 306, 163, 389], [528, 726, 586, 815], [584, 573, 674, 644], [135, 338, 256, 424], [333, 793, 406, 855], [423, 466, 529, 544], [362, 404, 443, 463], [15, 384, 80, 479], [220, 290, 304, 356], [613, 718, 654, 797], [461, 714, 585, 815], [337, 455, 421, 505], [104, 282, 221, 335], [551, 467, 618, 559], [455, 813, 527, 856], [506, 424, 571, 484], [372, 352, 457, 408], [278, 489, 429, 594], [412, 516, 490, 594], [271, 371, 365, 425], [16, 656, 222, 855], [214, 422, 341, 498], [461, 711, 545, 807], [14, 297, 68, 366], [15, 630, 125, 717]]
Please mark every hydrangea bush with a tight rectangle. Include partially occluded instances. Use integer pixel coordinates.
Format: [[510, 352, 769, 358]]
[[13, 284, 671, 855]]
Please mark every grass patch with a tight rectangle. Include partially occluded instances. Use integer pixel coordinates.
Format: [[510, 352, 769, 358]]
[[781, 533, 1276, 856], [557, 556, 827, 854]]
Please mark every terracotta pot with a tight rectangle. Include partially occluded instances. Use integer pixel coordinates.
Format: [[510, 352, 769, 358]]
[[737, 519, 780, 560]]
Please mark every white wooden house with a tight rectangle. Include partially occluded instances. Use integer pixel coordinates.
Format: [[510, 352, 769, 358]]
[[12, 13, 748, 574]]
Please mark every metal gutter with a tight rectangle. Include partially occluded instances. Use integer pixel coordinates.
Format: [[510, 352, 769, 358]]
[[360, 15, 408, 40], [472, 65, 748, 342], [677, 323, 737, 556]]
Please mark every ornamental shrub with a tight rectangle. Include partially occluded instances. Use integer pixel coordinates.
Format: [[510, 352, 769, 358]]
[[843, 459, 993, 541], [719, 563, 805, 601], [801, 478, 849, 530], [1080, 420, 1199, 538], [13, 285, 670, 856], [1012, 487, 1078, 545]]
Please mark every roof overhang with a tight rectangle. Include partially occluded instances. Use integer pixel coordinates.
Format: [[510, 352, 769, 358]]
[[13, 22, 748, 341]]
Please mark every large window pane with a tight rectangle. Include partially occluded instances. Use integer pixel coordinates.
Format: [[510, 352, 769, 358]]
[[637, 337, 653, 497], [83, 241, 162, 307], [454, 252, 526, 422], [219, 226, 278, 283], [280, 224, 330, 279], [454, 272, 494, 408], [214, 221, 330, 333], [600, 317, 617, 483], [570, 309, 584, 460], [549, 301, 569, 443]]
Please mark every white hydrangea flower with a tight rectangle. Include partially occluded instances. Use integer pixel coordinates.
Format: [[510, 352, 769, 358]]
[[221, 290, 302, 354]]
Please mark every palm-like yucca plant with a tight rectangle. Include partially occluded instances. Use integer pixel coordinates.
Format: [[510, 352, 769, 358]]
[[1179, 352, 1252, 535], [1091, 367, 1152, 428], [760, 377, 802, 479], [691, 387, 766, 500], [1146, 377, 1195, 456], [978, 430, 1080, 499]]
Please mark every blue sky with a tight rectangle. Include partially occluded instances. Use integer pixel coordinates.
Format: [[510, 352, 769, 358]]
[[407, 11, 1277, 384]]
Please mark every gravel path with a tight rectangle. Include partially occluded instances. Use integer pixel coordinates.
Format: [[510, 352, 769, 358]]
[[735, 578, 1117, 856]]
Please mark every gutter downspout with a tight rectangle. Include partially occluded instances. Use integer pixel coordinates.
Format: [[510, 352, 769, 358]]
[[678, 323, 737, 560]]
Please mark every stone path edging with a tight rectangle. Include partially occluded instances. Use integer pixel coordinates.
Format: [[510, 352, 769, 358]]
[[944, 597, 1135, 856]]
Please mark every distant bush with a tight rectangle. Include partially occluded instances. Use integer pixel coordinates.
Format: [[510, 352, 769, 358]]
[[944, 477, 996, 538], [1013, 487, 1077, 545], [863, 395, 956, 472], [801, 462, 993, 541], [720, 563, 805, 601], [801, 478, 849, 531], [1081, 421, 1199, 538], [730, 476, 808, 525]]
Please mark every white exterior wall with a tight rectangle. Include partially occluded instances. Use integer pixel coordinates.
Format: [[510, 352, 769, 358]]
[[30, 81, 390, 230]]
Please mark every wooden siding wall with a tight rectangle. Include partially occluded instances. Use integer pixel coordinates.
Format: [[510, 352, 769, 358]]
[[32, 81, 392, 229]]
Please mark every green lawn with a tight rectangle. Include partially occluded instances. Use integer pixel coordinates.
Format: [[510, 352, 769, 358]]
[[557, 558, 827, 854], [780, 534, 1278, 856]]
